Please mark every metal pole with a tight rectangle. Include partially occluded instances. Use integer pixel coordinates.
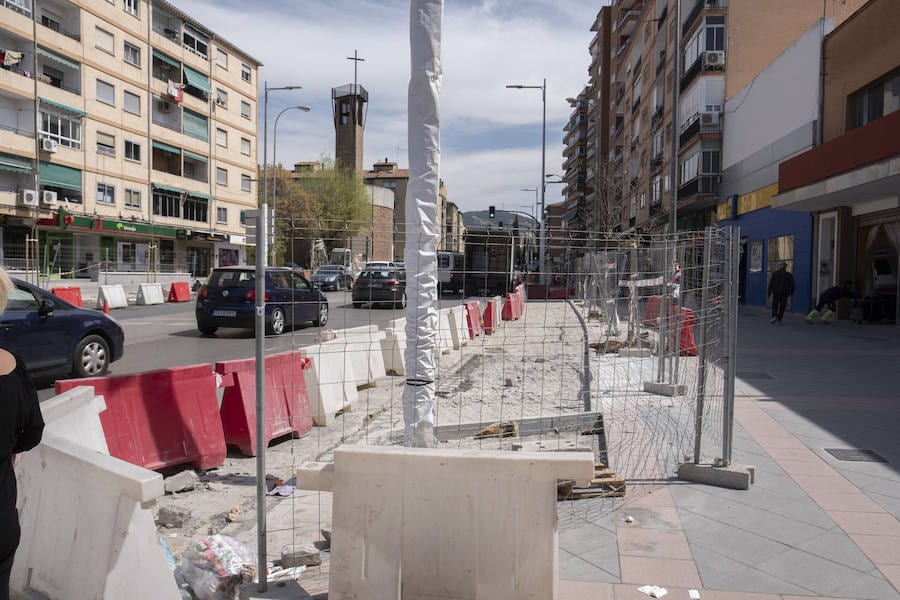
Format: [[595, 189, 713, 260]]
[[693, 227, 713, 463], [722, 226, 739, 465], [254, 203, 268, 591], [657, 241, 670, 382], [668, 0, 681, 234], [671, 242, 684, 385], [539, 78, 547, 285]]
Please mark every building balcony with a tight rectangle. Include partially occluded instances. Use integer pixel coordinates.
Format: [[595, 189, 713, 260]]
[[682, 0, 704, 36], [678, 175, 719, 210], [615, 9, 641, 37], [651, 105, 664, 126], [680, 56, 702, 92]]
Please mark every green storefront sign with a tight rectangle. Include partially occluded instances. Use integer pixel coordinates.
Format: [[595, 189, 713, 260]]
[[56, 212, 179, 238]]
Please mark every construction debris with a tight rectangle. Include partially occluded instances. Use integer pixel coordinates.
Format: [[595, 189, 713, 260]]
[[474, 421, 519, 439], [557, 462, 626, 500]]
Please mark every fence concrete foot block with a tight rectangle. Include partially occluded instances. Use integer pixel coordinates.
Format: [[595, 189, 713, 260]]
[[677, 462, 755, 490], [239, 581, 313, 600], [643, 381, 686, 396], [619, 348, 652, 357]]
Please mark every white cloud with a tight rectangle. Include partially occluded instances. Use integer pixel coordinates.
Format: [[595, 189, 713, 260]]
[[168, 0, 599, 212]]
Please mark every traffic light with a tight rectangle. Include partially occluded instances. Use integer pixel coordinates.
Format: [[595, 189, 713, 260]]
[[489, 205, 495, 218]]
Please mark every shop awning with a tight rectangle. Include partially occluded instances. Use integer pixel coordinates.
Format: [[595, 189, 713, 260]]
[[0, 152, 31, 175], [152, 140, 182, 155], [39, 97, 87, 116], [182, 109, 208, 141], [182, 149, 208, 163], [153, 183, 187, 195], [36, 46, 79, 70], [39, 161, 82, 191], [182, 65, 210, 94], [152, 49, 180, 69], [186, 191, 212, 201]]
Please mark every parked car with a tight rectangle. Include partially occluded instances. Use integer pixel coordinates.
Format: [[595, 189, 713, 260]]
[[196, 266, 328, 335], [363, 261, 399, 270], [0, 278, 125, 378], [309, 265, 354, 291], [352, 268, 407, 309]]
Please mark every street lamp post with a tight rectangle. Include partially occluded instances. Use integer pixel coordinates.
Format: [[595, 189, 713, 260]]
[[506, 79, 547, 283], [271, 105, 311, 264], [257, 82, 302, 593], [520, 187, 537, 220]]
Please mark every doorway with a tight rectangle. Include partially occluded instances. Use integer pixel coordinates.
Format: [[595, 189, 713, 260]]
[[817, 212, 837, 299]]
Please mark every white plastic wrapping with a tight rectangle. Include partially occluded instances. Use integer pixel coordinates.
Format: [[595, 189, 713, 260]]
[[403, 0, 443, 447]]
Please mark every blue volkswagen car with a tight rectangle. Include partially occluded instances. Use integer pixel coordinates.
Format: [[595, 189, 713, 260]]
[[0, 278, 125, 378], [195, 266, 329, 335]]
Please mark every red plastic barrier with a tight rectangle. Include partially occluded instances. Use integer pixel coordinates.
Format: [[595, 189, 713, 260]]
[[55, 364, 225, 471], [168, 281, 192, 302], [676, 307, 698, 356], [50, 286, 83, 307], [483, 298, 501, 335], [501, 293, 520, 321], [464, 301, 482, 339], [215, 350, 313, 456], [642, 295, 677, 327]]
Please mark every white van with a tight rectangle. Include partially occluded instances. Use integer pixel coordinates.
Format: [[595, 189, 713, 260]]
[[437, 251, 464, 294]]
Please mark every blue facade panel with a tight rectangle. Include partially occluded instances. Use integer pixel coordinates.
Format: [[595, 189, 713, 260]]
[[721, 207, 813, 313]]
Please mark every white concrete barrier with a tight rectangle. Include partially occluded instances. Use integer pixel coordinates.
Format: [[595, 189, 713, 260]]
[[381, 327, 406, 376], [332, 327, 387, 389], [136, 282, 165, 305], [12, 389, 179, 600], [446, 305, 469, 350], [96, 284, 128, 309], [304, 341, 361, 426], [435, 308, 454, 354], [297, 446, 594, 599]]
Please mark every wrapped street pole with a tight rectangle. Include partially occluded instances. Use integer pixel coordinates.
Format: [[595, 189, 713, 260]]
[[403, 0, 442, 447]]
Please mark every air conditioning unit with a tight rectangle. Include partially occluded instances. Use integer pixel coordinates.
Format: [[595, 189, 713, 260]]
[[157, 99, 173, 112], [18, 189, 38, 207], [41, 190, 58, 207], [41, 138, 58, 153], [703, 50, 726, 69], [700, 111, 721, 126]]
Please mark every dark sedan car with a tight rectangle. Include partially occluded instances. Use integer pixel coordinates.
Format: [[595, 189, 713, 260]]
[[0, 278, 125, 377], [352, 268, 407, 309], [196, 266, 328, 335], [308, 265, 354, 291]]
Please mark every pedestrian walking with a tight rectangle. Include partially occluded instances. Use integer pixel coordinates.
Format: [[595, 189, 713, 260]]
[[807, 281, 858, 324], [767, 261, 795, 324], [0, 268, 44, 600]]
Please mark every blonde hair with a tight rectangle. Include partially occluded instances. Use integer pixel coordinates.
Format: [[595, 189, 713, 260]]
[[0, 268, 13, 313]]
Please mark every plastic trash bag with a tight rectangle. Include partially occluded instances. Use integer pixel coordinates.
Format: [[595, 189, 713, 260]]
[[181, 534, 256, 600]]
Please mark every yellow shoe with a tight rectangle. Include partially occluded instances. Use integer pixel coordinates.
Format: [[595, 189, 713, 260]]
[[806, 310, 817, 324], [822, 310, 833, 323]]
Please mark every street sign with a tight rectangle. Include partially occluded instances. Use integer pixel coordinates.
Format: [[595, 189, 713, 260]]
[[244, 209, 261, 245]]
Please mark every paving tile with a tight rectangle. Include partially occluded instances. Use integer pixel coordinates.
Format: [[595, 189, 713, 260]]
[[764, 496, 839, 530], [850, 533, 900, 565], [814, 490, 890, 513], [559, 550, 619, 583], [695, 499, 827, 547], [694, 550, 810, 597], [617, 527, 692, 559], [831, 571, 900, 600], [578, 543, 622, 580], [558, 579, 614, 600], [755, 547, 875, 596], [880, 564, 900, 595], [624, 486, 674, 507], [559, 523, 618, 555], [764, 446, 821, 462], [610, 584, 693, 599], [616, 506, 682, 530], [618, 556, 701, 588], [690, 526, 791, 567], [677, 509, 726, 541], [829, 510, 900, 536], [700, 591, 782, 600], [779, 458, 842, 477], [794, 529, 879, 573]]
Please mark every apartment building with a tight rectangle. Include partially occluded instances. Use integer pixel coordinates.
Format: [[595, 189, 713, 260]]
[[569, 0, 867, 235], [0, 0, 260, 278]]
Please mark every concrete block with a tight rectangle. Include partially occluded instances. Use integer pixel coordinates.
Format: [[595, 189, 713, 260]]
[[446, 305, 469, 350], [40, 385, 109, 453], [381, 327, 406, 376], [677, 462, 756, 490], [157, 505, 194, 528], [136, 282, 165, 305], [281, 543, 321, 567], [328, 328, 387, 389], [164, 469, 199, 494], [239, 581, 314, 600], [618, 347, 652, 357], [297, 446, 594, 599], [436, 307, 455, 352], [97, 284, 128, 309], [303, 342, 360, 426], [643, 381, 686, 396]]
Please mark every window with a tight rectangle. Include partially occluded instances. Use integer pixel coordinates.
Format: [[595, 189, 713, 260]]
[[216, 128, 227, 147], [847, 68, 900, 130], [767, 235, 794, 285], [125, 188, 141, 209], [652, 130, 663, 158], [241, 63, 251, 83], [41, 12, 61, 32], [651, 175, 662, 204], [125, 140, 141, 162], [640, 192, 646, 208], [95, 27, 114, 54], [124, 42, 140, 66], [182, 24, 209, 61], [701, 149, 720, 174], [124, 90, 141, 114], [96, 132, 115, 156], [123, 0, 138, 16], [705, 16, 725, 52], [96, 183, 115, 205], [183, 196, 208, 222], [680, 152, 699, 186], [216, 48, 228, 68], [216, 167, 227, 186], [240, 137, 251, 155], [40, 111, 82, 149], [153, 190, 180, 217], [96, 79, 115, 105], [217, 206, 228, 223], [183, 109, 208, 141], [240, 100, 251, 119], [241, 174, 251, 191], [216, 88, 228, 108]]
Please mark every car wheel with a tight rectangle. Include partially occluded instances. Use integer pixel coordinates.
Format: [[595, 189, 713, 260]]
[[198, 323, 218, 335], [395, 293, 407, 309], [267, 307, 286, 336], [73, 334, 110, 378], [314, 302, 329, 326]]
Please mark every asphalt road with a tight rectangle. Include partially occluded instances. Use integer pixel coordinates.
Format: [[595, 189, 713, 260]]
[[37, 288, 467, 399]]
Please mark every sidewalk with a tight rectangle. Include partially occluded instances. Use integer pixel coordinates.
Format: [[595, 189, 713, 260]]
[[558, 306, 900, 599]]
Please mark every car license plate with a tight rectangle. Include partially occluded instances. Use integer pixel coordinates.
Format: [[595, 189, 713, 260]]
[[212, 310, 236, 317]]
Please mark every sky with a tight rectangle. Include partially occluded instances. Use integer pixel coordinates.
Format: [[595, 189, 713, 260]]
[[167, 0, 604, 215]]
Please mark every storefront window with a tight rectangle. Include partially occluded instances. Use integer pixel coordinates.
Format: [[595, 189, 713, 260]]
[[159, 239, 175, 272], [767, 234, 794, 281]]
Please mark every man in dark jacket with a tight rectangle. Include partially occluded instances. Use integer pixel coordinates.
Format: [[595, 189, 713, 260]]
[[807, 281, 858, 324], [767, 262, 795, 324]]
